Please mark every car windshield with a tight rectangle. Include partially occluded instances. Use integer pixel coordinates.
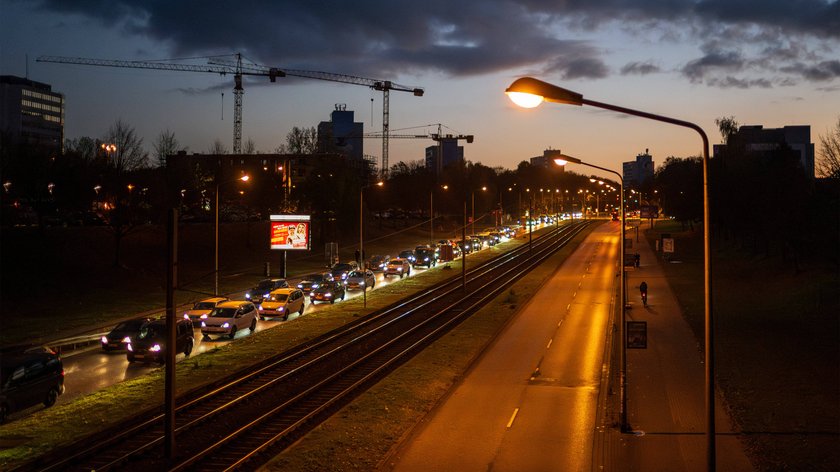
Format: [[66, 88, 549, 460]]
[[208, 307, 237, 318], [193, 302, 216, 310], [332, 264, 351, 271], [270, 294, 289, 302], [388, 259, 402, 264], [304, 274, 322, 282], [257, 281, 276, 290], [138, 324, 160, 339], [347, 271, 366, 278]]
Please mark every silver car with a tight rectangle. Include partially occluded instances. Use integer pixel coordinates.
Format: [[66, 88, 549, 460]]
[[344, 269, 376, 291]]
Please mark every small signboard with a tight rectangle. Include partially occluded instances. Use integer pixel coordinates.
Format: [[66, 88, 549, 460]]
[[662, 238, 675, 253], [627, 321, 647, 349], [270, 215, 311, 250]]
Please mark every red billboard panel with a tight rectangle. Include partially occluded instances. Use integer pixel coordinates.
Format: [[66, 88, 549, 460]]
[[270, 215, 311, 250]]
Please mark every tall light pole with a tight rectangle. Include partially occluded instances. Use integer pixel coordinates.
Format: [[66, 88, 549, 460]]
[[471, 186, 486, 236], [215, 173, 249, 296], [360, 181, 384, 308], [552, 151, 628, 431], [507, 77, 715, 471], [431, 184, 448, 245]]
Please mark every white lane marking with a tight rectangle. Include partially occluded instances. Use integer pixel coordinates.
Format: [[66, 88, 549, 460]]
[[546, 339, 553, 349], [507, 408, 520, 428]]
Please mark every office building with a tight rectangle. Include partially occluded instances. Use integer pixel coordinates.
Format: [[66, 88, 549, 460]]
[[426, 137, 465, 174], [0, 75, 64, 153], [317, 104, 364, 161], [623, 149, 654, 189], [713, 125, 815, 178]]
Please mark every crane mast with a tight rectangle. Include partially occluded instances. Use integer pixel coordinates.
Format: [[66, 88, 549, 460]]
[[37, 54, 261, 154], [229, 60, 424, 178]]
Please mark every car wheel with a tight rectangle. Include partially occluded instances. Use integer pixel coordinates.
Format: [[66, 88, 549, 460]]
[[127, 354, 135, 363], [330, 299, 335, 304], [0, 404, 8, 423], [43, 387, 59, 407], [250, 319, 257, 332], [228, 326, 237, 339], [184, 340, 193, 356], [299, 305, 304, 315], [102, 345, 112, 352], [202, 334, 211, 340], [157, 356, 165, 365]]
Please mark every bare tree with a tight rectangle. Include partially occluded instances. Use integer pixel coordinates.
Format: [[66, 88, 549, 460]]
[[153, 129, 181, 168], [715, 116, 740, 144], [207, 139, 229, 155], [817, 116, 840, 179], [104, 119, 148, 173], [243, 137, 258, 154], [285, 126, 318, 154]]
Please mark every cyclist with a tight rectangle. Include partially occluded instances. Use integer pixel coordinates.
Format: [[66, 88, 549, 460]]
[[639, 281, 648, 307]]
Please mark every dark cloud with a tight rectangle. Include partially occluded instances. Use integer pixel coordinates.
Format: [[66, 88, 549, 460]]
[[29, 0, 839, 86], [682, 48, 746, 82], [620, 61, 661, 75], [707, 76, 772, 89]]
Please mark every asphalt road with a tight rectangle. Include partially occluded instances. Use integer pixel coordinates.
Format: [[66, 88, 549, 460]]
[[386, 222, 618, 471]]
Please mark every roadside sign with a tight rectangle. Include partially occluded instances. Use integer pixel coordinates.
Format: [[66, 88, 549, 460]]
[[662, 238, 674, 253], [640, 205, 659, 218], [270, 214, 311, 250], [627, 321, 647, 349]]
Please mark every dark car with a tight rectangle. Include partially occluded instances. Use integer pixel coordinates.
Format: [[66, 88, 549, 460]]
[[127, 318, 194, 364], [310, 280, 346, 304], [100, 317, 153, 351], [398, 250, 417, 264], [297, 272, 334, 292], [367, 254, 391, 272], [245, 278, 289, 304], [413, 245, 437, 268], [330, 262, 358, 281], [1, 346, 65, 423]]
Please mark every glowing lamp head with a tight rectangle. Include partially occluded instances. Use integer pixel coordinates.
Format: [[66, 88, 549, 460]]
[[506, 91, 544, 109]]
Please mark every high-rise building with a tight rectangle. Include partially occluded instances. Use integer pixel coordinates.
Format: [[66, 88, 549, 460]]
[[426, 137, 465, 174], [0, 75, 64, 153], [623, 149, 654, 189], [713, 125, 815, 178], [317, 104, 363, 161]]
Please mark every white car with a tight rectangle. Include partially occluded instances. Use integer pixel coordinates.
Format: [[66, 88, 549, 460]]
[[258, 288, 305, 321], [201, 301, 258, 339], [183, 297, 229, 326], [384, 258, 411, 279], [345, 269, 376, 291]]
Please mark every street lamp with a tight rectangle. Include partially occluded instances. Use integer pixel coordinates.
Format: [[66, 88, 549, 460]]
[[215, 173, 250, 296], [471, 186, 486, 236], [360, 181, 384, 308], [431, 184, 449, 245], [552, 151, 628, 430], [507, 77, 716, 471]]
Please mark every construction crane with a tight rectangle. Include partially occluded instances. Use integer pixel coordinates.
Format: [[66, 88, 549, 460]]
[[36, 53, 274, 154], [364, 124, 474, 175], [214, 58, 424, 178]]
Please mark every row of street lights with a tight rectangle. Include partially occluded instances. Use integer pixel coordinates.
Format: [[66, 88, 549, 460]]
[[506, 77, 715, 470]]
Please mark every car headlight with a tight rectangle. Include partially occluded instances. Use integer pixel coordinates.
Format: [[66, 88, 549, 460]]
[[259, 305, 264, 311], [279, 307, 284, 312], [312, 284, 319, 289], [201, 321, 206, 327], [222, 322, 230, 328], [297, 283, 303, 288], [183, 314, 190, 320], [325, 293, 332, 298], [127, 344, 133, 351], [245, 293, 251, 299], [360, 282, 365, 286], [150, 344, 162, 352], [424, 257, 429, 261], [122, 336, 131, 343], [200, 314, 208, 319]]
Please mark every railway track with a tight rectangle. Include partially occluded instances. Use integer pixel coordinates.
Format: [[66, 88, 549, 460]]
[[20, 221, 591, 472]]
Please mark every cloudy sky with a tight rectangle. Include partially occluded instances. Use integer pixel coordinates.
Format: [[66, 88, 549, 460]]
[[2, 0, 838, 175]]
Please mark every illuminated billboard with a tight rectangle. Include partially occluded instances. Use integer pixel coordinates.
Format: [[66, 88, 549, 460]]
[[270, 215, 311, 250]]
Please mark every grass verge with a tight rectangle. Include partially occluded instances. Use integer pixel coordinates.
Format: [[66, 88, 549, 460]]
[[645, 220, 839, 472]]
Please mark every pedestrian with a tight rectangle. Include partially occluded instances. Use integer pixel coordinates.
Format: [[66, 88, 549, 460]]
[[634, 253, 640, 268], [354, 249, 360, 264]]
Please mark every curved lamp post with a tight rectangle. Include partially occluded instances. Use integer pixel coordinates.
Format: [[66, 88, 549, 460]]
[[215, 174, 250, 295], [507, 77, 715, 470], [551, 152, 627, 431]]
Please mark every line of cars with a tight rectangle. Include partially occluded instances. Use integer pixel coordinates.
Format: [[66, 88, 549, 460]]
[[0, 345, 65, 423]]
